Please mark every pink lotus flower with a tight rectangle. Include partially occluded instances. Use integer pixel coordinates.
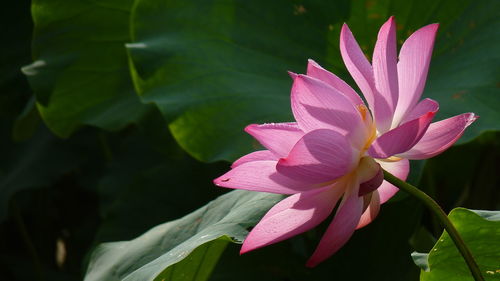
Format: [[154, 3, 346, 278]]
[[214, 17, 477, 267]]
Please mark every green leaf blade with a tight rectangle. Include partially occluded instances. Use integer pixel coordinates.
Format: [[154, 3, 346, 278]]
[[84, 190, 282, 281], [26, 0, 152, 137], [419, 208, 500, 281]]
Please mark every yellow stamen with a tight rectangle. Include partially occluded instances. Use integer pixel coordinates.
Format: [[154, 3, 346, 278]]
[[357, 104, 368, 121], [382, 156, 403, 162]]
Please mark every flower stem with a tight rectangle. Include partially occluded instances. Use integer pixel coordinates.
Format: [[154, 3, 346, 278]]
[[382, 169, 484, 281]]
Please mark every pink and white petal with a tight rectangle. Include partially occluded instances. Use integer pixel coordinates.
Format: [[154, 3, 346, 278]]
[[356, 191, 381, 229], [306, 183, 363, 267], [372, 17, 399, 133], [368, 110, 436, 158], [306, 59, 364, 106], [399, 98, 439, 126], [340, 23, 376, 114], [375, 159, 410, 204], [393, 23, 439, 125], [276, 129, 357, 184], [245, 123, 304, 158], [241, 185, 344, 254], [214, 160, 312, 194], [231, 150, 277, 168], [397, 113, 478, 160], [291, 75, 368, 149]]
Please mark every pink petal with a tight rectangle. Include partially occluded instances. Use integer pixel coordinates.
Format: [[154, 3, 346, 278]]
[[276, 129, 356, 184], [358, 166, 383, 196], [340, 23, 376, 115], [397, 113, 478, 160], [291, 74, 368, 149], [306, 183, 363, 267], [376, 159, 410, 204], [356, 157, 383, 196], [214, 160, 312, 194], [368, 110, 436, 158], [393, 23, 439, 125], [245, 123, 304, 157], [399, 98, 439, 125], [241, 185, 344, 254], [356, 191, 381, 229], [372, 17, 399, 133], [231, 150, 277, 168], [306, 59, 364, 106]]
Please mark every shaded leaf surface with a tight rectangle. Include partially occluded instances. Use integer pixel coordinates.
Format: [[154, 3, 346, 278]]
[[84, 190, 282, 281], [0, 126, 91, 221], [25, 0, 151, 136]]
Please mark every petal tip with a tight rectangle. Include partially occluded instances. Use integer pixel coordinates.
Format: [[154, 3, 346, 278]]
[[307, 58, 321, 68], [384, 15, 396, 26], [244, 124, 258, 134], [305, 259, 319, 268], [213, 172, 236, 188], [288, 71, 298, 80], [419, 22, 440, 35], [466, 113, 479, 126], [429, 23, 440, 30], [340, 23, 352, 38], [239, 245, 250, 255], [212, 176, 227, 187], [212, 178, 222, 186]]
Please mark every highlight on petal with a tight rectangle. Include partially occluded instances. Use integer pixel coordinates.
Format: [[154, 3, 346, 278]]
[[393, 23, 439, 125], [276, 129, 357, 184], [375, 159, 410, 204], [245, 123, 304, 158], [241, 186, 344, 254], [306, 59, 364, 106], [231, 150, 276, 168], [291, 74, 368, 149], [372, 16, 399, 133], [398, 113, 478, 160], [340, 23, 376, 114], [214, 160, 311, 194], [368, 110, 436, 158], [357, 191, 381, 229], [306, 182, 363, 267]]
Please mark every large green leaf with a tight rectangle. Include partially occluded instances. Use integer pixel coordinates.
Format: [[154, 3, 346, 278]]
[[413, 208, 500, 281], [23, 0, 152, 137], [128, 0, 499, 162], [84, 190, 282, 281]]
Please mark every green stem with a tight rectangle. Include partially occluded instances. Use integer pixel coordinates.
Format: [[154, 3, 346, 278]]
[[383, 169, 484, 281]]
